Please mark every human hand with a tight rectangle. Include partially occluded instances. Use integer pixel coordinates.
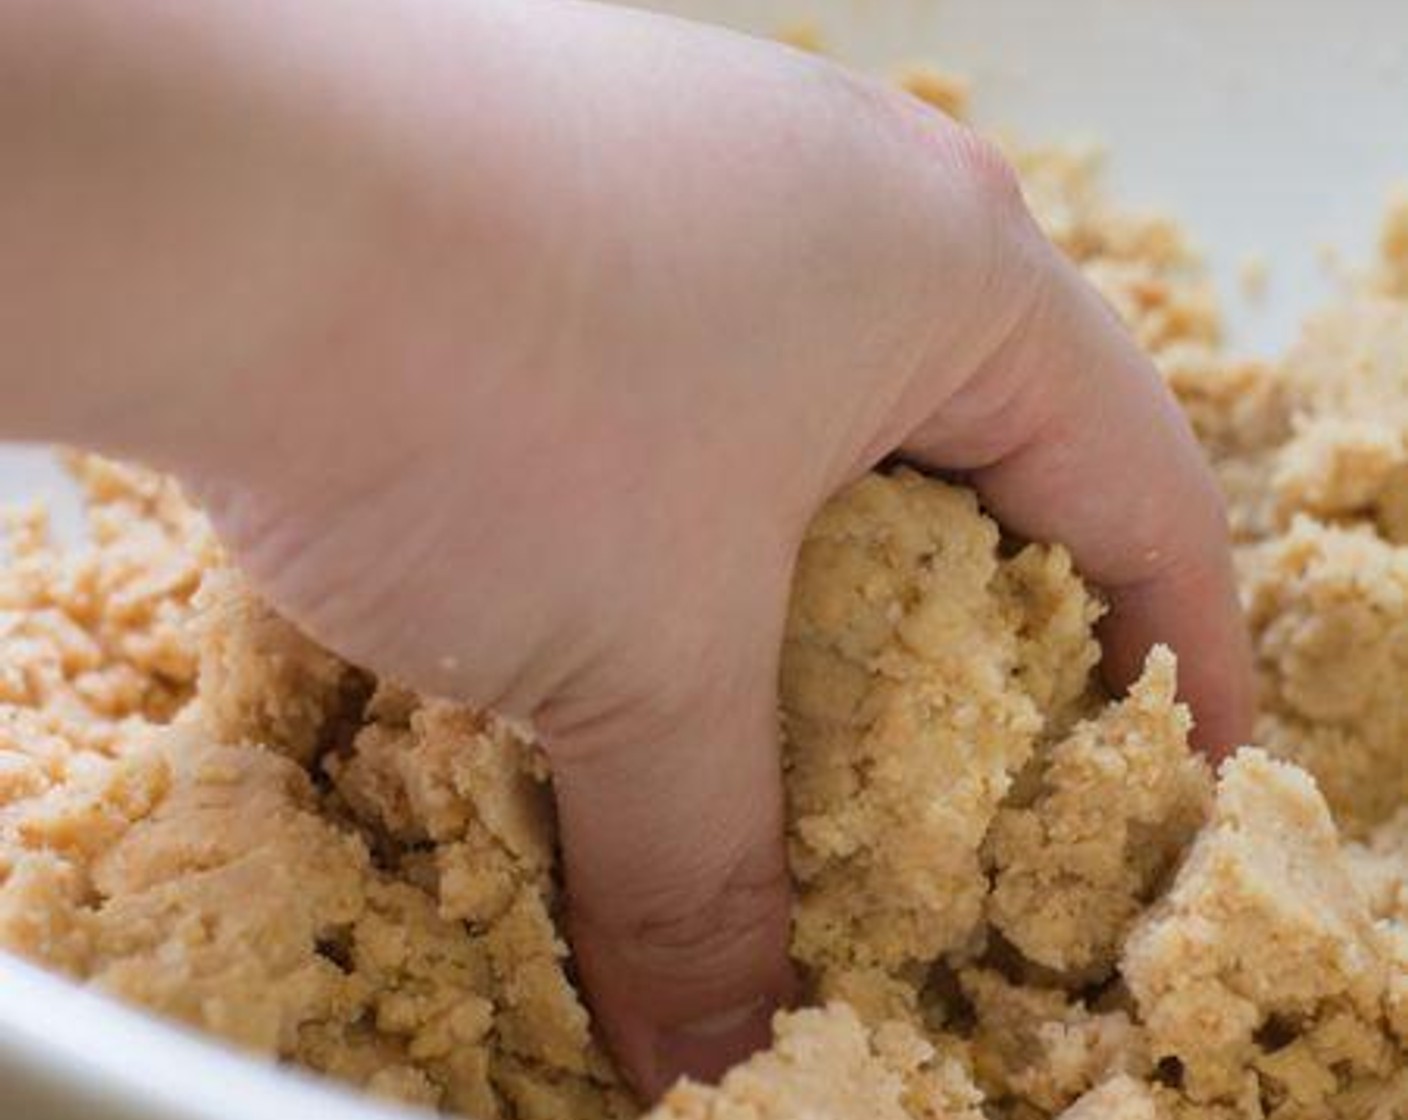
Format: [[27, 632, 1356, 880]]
[[1, 0, 1253, 1098]]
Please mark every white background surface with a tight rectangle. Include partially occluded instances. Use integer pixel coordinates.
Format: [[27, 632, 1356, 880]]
[[3, 2, 1407, 1118]]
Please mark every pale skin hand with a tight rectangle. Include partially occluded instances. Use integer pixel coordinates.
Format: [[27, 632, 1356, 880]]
[[0, 0, 1254, 1099]]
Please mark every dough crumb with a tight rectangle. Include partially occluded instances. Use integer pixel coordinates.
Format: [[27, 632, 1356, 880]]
[[781, 470, 1082, 990], [647, 1004, 983, 1120], [962, 968, 1151, 1115], [1124, 750, 1396, 1110], [986, 647, 1211, 976], [193, 568, 360, 765], [772, 20, 825, 54], [1244, 518, 1408, 833], [895, 64, 971, 118], [1056, 1075, 1157, 1120], [1379, 188, 1408, 298]]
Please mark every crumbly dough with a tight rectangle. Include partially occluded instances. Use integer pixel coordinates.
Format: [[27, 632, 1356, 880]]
[[1123, 751, 1399, 1113], [781, 471, 1097, 991], [1, 466, 631, 1120], [1058, 1076, 1158, 1120], [2, 63, 1408, 1120], [651, 1004, 983, 1120], [960, 967, 1151, 1115], [894, 64, 971, 118], [1243, 518, 1408, 834], [985, 648, 1211, 977], [1378, 191, 1408, 300], [193, 565, 358, 766]]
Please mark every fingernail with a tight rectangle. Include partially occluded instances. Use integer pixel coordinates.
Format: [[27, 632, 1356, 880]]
[[652, 1000, 775, 1093]]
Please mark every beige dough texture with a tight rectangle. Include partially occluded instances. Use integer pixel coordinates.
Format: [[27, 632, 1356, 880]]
[[3, 69, 1408, 1120]]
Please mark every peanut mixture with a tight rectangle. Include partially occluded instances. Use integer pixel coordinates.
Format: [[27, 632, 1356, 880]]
[[2, 68, 1408, 1120]]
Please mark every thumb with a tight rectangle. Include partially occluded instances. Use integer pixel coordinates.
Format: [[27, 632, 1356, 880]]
[[540, 668, 797, 1100]]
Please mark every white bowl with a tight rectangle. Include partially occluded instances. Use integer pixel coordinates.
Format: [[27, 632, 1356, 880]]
[[3, 2, 1406, 1117]]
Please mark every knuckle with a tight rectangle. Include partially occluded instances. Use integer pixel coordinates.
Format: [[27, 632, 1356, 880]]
[[822, 59, 1026, 219], [591, 863, 792, 990], [539, 603, 776, 765], [946, 127, 1025, 214]]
